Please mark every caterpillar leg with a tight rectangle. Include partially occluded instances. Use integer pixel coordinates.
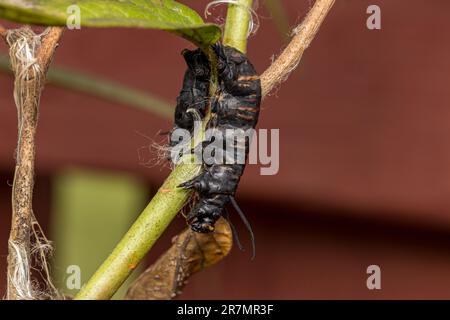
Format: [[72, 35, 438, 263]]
[[178, 172, 208, 191]]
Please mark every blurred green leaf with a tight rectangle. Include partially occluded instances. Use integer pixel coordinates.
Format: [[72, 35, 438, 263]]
[[52, 168, 149, 299], [264, 0, 290, 41], [0, 54, 173, 119], [0, 0, 221, 45]]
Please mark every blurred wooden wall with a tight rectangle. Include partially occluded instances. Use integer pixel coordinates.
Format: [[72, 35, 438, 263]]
[[2, 0, 450, 298]]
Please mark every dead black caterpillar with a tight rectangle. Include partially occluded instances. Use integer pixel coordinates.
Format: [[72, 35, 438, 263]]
[[171, 44, 261, 256]]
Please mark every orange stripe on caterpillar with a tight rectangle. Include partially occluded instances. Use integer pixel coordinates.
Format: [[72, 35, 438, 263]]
[[238, 75, 260, 81], [236, 113, 256, 121], [237, 105, 259, 112]]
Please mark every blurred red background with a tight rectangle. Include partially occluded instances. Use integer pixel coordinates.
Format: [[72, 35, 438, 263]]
[[2, 0, 450, 299]]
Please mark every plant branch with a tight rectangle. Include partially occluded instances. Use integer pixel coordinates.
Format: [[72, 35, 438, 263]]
[[260, 0, 335, 96], [74, 0, 334, 300], [37, 27, 64, 73], [5, 26, 63, 300]]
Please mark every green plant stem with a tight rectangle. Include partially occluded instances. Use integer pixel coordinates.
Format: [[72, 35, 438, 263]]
[[74, 1, 253, 300], [223, 0, 253, 53], [0, 55, 173, 119], [74, 160, 199, 299]]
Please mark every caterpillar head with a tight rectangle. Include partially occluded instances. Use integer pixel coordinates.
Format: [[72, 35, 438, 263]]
[[186, 202, 222, 233], [189, 216, 216, 233]]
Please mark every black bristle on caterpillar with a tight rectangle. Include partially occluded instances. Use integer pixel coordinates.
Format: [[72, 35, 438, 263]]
[[171, 43, 261, 256]]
